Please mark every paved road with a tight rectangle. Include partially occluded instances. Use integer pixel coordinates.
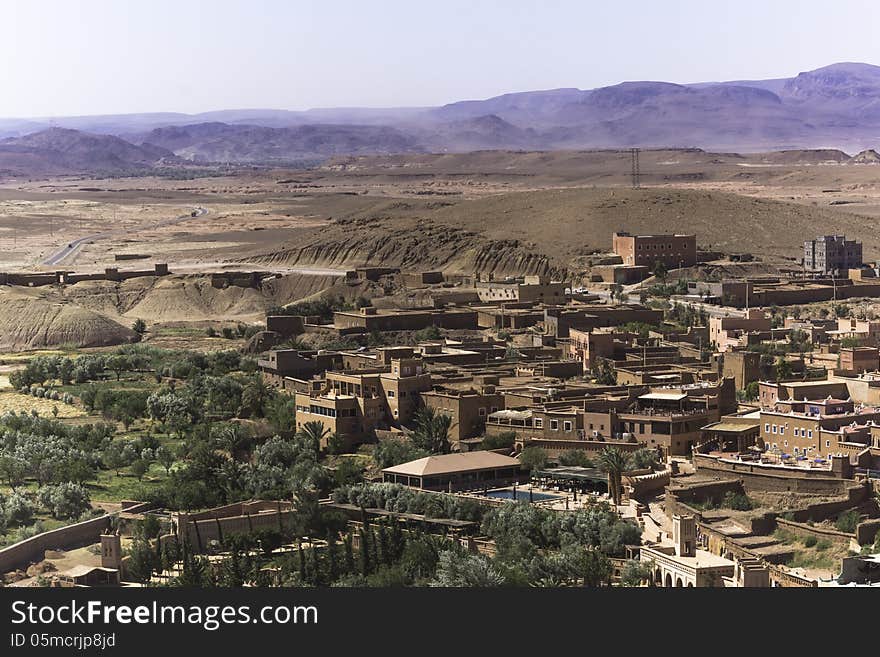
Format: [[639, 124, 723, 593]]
[[41, 206, 209, 267]]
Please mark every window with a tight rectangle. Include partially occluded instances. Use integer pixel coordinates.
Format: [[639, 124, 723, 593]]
[[563, 421, 572, 431], [783, 441, 788, 447], [765, 423, 770, 432], [826, 440, 831, 447], [535, 419, 543, 428], [478, 407, 486, 416], [491, 407, 498, 413], [780, 427, 785, 436], [772, 425, 777, 434], [550, 419, 559, 430], [808, 430, 813, 438], [387, 390, 395, 398], [639, 423, 645, 434]]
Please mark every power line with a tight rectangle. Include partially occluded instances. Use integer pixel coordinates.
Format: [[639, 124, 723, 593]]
[[630, 147, 641, 189]]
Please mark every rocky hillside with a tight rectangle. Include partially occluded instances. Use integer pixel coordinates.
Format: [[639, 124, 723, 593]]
[[243, 187, 880, 276], [0, 272, 343, 350], [0, 287, 137, 350], [0, 128, 176, 176]]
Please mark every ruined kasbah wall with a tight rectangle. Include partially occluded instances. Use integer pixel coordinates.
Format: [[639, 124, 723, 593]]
[[180, 508, 298, 553], [784, 482, 871, 523], [664, 479, 744, 517], [856, 518, 880, 546], [693, 454, 852, 495], [774, 517, 853, 544], [0, 514, 112, 574]]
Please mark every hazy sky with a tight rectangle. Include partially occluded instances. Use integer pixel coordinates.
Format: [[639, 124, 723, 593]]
[[2, 0, 880, 117]]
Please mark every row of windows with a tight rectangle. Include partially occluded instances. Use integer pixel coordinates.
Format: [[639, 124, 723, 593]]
[[537, 418, 574, 431], [780, 439, 833, 449], [637, 243, 682, 251], [765, 423, 813, 439]]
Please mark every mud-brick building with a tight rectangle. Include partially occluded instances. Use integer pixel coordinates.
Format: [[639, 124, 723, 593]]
[[421, 384, 505, 447], [294, 357, 432, 449], [474, 274, 568, 304], [259, 349, 342, 387], [333, 307, 477, 333], [612, 232, 697, 269]]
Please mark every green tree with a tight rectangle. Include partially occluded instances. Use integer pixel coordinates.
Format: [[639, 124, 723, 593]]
[[519, 446, 548, 471], [106, 354, 131, 381], [598, 446, 628, 506], [652, 261, 668, 280], [775, 356, 793, 382], [559, 450, 593, 467], [591, 358, 617, 385], [431, 549, 505, 587], [410, 408, 452, 454], [265, 395, 297, 434], [620, 559, 653, 587], [626, 447, 659, 471], [126, 536, 159, 585], [131, 459, 149, 481], [240, 377, 271, 418], [482, 432, 516, 451], [372, 438, 428, 469], [131, 319, 147, 335], [297, 420, 331, 451]]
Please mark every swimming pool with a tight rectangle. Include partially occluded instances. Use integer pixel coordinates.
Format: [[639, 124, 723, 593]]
[[483, 488, 561, 502]]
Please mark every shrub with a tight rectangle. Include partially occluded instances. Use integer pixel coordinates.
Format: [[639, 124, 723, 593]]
[[721, 491, 753, 511], [482, 432, 516, 451], [803, 535, 817, 548], [559, 450, 593, 467], [835, 510, 860, 534]]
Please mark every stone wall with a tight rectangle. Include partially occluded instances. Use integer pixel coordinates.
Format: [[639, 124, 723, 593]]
[[774, 517, 852, 543], [665, 478, 745, 515], [178, 501, 297, 552], [783, 482, 872, 523], [0, 515, 113, 574], [856, 518, 880, 546]]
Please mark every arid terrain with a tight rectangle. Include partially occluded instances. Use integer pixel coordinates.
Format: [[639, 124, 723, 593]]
[[0, 146, 879, 349]]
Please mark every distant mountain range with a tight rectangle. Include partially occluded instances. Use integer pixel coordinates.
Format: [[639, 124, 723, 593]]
[[4, 62, 880, 174], [0, 128, 178, 176]]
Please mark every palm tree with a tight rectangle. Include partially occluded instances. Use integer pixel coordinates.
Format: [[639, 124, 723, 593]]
[[296, 420, 331, 452], [598, 446, 628, 506], [411, 407, 452, 454]]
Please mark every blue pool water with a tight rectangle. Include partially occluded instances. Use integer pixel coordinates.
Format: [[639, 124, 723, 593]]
[[484, 488, 561, 502]]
